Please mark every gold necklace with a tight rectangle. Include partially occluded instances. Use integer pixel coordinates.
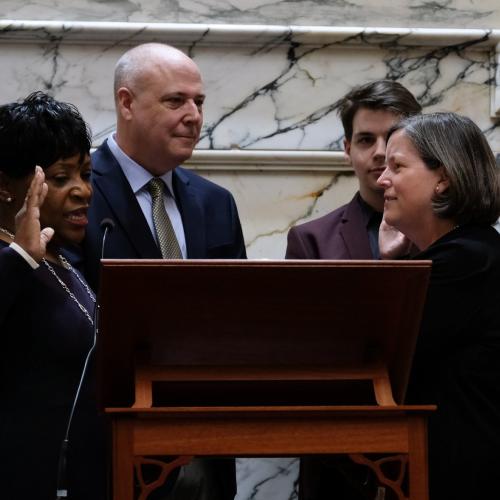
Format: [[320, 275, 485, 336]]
[[0, 226, 15, 239], [0, 226, 96, 325], [42, 258, 96, 325]]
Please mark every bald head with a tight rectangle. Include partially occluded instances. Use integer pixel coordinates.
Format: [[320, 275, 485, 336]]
[[112, 43, 205, 175], [114, 43, 200, 99]]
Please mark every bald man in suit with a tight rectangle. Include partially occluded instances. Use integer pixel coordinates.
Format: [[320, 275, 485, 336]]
[[84, 43, 245, 500]]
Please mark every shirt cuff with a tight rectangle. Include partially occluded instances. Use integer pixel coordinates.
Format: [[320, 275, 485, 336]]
[[10, 242, 40, 269]]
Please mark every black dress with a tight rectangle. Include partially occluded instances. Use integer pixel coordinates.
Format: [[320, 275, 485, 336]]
[[0, 242, 106, 500], [408, 224, 500, 499]]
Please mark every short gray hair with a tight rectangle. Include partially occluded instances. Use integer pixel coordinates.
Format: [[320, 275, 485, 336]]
[[388, 112, 500, 226]]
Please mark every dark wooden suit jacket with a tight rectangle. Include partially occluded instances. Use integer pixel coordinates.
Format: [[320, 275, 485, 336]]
[[83, 140, 246, 291], [285, 192, 373, 259]]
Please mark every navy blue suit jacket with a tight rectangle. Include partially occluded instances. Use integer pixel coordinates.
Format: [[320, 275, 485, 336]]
[[84, 140, 246, 291]]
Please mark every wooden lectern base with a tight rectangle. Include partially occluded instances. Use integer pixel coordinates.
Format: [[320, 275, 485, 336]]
[[98, 260, 434, 500], [107, 404, 434, 500]]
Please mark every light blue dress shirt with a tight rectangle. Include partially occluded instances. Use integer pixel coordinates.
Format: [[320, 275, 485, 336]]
[[106, 134, 187, 258]]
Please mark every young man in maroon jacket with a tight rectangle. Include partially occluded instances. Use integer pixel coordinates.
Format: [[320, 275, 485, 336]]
[[286, 80, 421, 500], [286, 80, 421, 262]]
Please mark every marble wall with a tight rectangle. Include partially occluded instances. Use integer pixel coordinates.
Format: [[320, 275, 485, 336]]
[[1, 4, 499, 499], [2, 0, 500, 28]]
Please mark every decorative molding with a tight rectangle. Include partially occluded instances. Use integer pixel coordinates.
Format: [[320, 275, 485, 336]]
[[187, 149, 499, 171], [0, 20, 499, 48], [185, 150, 351, 172]]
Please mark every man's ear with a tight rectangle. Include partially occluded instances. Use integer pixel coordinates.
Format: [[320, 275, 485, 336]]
[[116, 87, 134, 120], [344, 137, 352, 165]]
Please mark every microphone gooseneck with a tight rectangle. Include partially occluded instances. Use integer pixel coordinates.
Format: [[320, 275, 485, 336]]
[[55, 218, 114, 499], [99, 218, 115, 260], [99, 217, 115, 232]]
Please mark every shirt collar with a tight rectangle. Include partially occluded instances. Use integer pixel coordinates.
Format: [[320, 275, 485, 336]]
[[107, 133, 176, 198], [357, 192, 382, 228]]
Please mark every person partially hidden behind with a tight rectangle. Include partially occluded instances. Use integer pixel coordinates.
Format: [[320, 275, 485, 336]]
[[285, 80, 421, 500], [0, 92, 105, 499], [82, 43, 246, 499], [286, 79, 421, 260], [378, 112, 500, 499]]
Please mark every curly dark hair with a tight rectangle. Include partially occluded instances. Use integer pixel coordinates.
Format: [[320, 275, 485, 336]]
[[0, 91, 91, 179]]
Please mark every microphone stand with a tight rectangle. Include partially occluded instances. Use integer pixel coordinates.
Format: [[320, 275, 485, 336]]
[[55, 219, 114, 499]]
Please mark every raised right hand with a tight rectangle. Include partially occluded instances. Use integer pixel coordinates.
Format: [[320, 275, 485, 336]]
[[13, 166, 54, 262]]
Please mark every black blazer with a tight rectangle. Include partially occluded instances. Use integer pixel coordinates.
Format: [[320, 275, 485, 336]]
[[83, 140, 246, 291], [409, 224, 500, 499]]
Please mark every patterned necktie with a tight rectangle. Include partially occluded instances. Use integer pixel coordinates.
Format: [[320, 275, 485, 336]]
[[148, 178, 182, 259]]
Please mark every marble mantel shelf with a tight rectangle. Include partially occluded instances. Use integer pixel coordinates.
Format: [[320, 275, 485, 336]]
[[1, 20, 499, 48], [186, 150, 349, 172]]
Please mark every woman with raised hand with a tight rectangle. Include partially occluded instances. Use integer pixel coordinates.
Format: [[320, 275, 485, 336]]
[[378, 112, 500, 499], [0, 92, 105, 500]]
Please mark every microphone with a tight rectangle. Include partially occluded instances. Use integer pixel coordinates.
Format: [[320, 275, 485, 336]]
[[99, 218, 115, 260], [55, 218, 115, 499], [100, 217, 115, 231]]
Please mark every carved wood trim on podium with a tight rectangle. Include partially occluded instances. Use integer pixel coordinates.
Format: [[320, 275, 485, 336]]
[[350, 453, 408, 500], [134, 455, 193, 500], [98, 260, 434, 500], [132, 364, 397, 409]]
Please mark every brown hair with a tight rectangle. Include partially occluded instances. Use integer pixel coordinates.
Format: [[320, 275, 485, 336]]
[[338, 80, 422, 140]]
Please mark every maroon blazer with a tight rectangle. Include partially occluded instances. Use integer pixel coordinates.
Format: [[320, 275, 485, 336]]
[[286, 193, 378, 499], [285, 192, 373, 259]]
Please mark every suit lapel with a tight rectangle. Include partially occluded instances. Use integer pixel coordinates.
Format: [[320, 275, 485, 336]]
[[173, 168, 206, 258], [339, 195, 373, 259], [92, 142, 161, 258]]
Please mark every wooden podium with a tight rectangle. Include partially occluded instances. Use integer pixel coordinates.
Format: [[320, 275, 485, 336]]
[[98, 259, 434, 500]]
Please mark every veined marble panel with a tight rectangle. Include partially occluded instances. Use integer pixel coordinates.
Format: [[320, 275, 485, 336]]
[[1, 0, 499, 29], [236, 458, 298, 500], [0, 22, 499, 150], [188, 151, 355, 258], [198, 167, 358, 259]]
